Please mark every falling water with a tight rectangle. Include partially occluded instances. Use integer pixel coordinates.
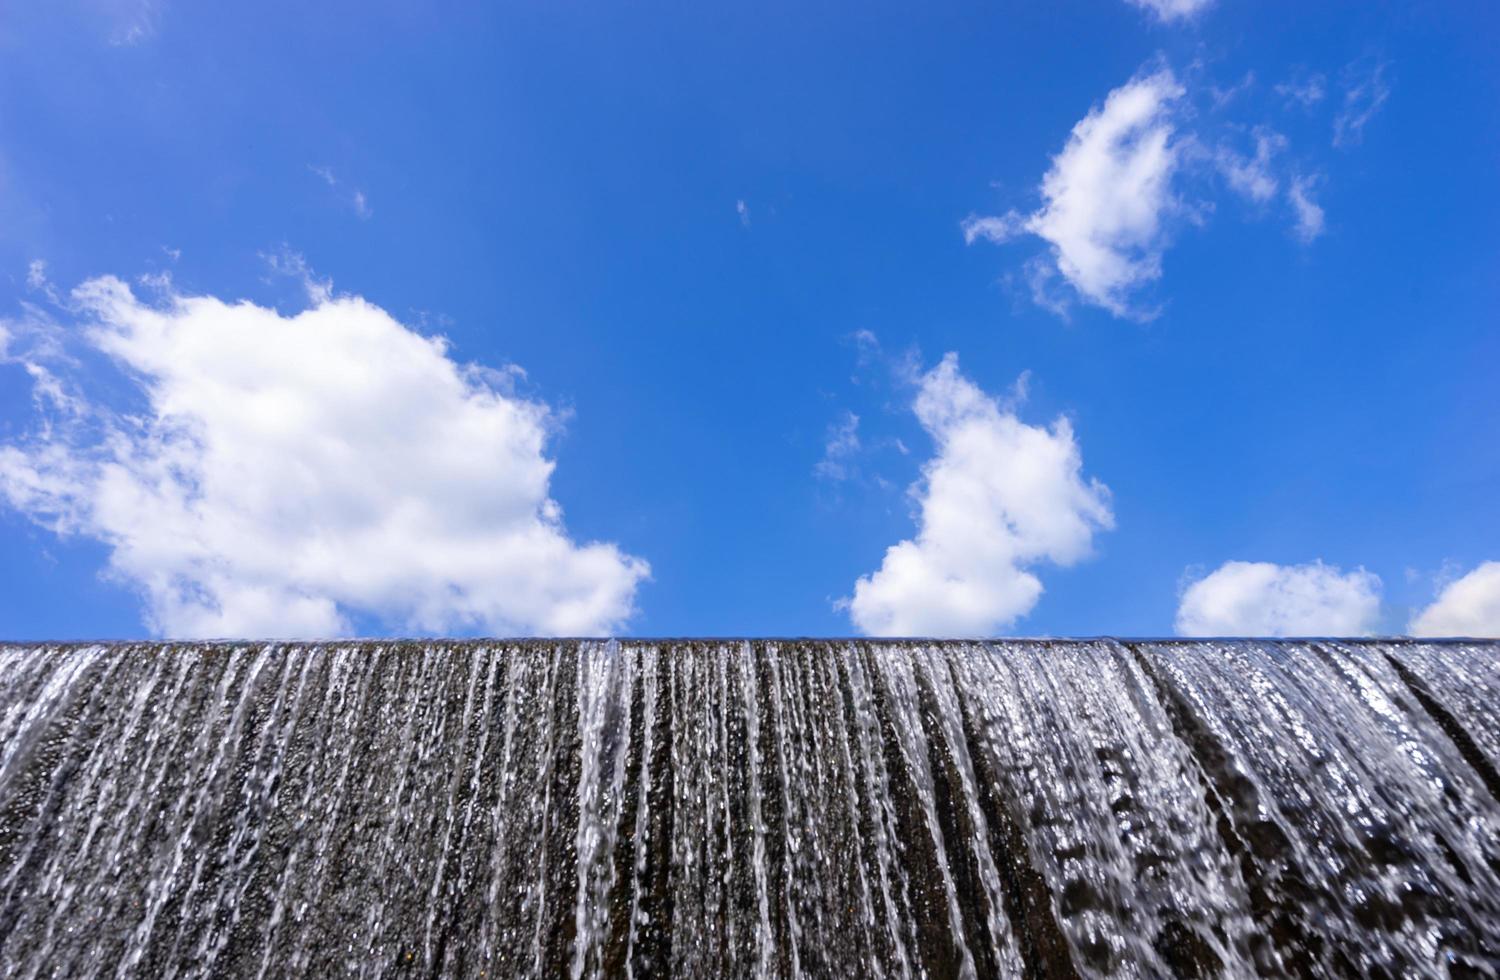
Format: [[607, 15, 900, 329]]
[[0, 640, 1497, 978]]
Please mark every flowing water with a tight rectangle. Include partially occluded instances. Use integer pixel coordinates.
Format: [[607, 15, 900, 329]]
[[0, 639, 1497, 978]]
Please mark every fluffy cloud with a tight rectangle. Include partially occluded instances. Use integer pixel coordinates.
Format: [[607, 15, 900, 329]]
[[0, 275, 648, 638], [1175, 561, 1381, 636], [1125, 0, 1212, 22], [846, 355, 1112, 637], [1410, 562, 1500, 637], [963, 68, 1185, 318], [964, 61, 1367, 315]]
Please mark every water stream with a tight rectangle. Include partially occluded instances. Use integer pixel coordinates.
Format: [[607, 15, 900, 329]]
[[0, 639, 1496, 977]]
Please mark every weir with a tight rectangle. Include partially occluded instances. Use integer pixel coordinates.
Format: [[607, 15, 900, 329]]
[[0, 639, 1497, 978]]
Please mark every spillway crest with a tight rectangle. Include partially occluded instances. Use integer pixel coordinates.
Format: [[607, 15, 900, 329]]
[[1, 640, 1498, 978]]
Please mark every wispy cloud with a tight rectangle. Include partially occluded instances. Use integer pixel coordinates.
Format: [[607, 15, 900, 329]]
[[1275, 72, 1327, 109], [1288, 174, 1325, 243], [308, 164, 373, 220], [107, 0, 161, 46], [1210, 72, 1256, 111], [814, 410, 861, 482], [736, 199, 750, 228], [26, 260, 51, 293], [1333, 58, 1391, 148], [1124, 0, 1212, 23], [1216, 128, 1287, 203], [261, 246, 333, 304], [22, 259, 66, 308]]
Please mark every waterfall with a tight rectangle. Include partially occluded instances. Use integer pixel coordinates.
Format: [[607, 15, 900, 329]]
[[0, 640, 1497, 978]]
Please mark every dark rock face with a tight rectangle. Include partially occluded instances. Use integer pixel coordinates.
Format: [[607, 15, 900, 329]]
[[0, 639, 1497, 978]]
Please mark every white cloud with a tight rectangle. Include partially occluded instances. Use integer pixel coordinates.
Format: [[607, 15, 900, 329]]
[[0, 275, 648, 639], [1217, 132, 1331, 244], [261, 248, 332, 304], [1216, 129, 1286, 204], [736, 200, 750, 227], [963, 68, 1185, 318], [1410, 562, 1500, 637], [846, 354, 1112, 637], [965, 63, 1358, 314], [1288, 174, 1325, 243], [105, 0, 160, 46], [1125, 0, 1212, 23], [1175, 561, 1381, 636], [814, 410, 861, 482], [1275, 74, 1327, 109], [1210, 72, 1256, 111], [1333, 59, 1390, 148], [309, 165, 372, 220]]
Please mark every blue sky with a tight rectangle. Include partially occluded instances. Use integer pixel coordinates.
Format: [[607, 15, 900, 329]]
[[1, 0, 1497, 639]]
